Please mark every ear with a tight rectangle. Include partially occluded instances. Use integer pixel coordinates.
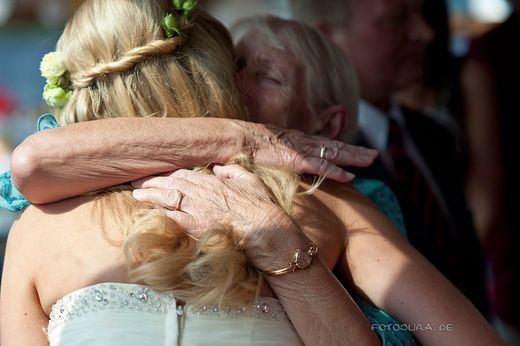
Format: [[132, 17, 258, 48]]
[[314, 19, 333, 36], [314, 105, 350, 140]]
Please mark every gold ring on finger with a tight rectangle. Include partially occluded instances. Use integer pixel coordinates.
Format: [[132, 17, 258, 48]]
[[319, 145, 328, 159]]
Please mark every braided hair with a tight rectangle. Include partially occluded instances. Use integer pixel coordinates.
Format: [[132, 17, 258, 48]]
[[56, 0, 245, 125]]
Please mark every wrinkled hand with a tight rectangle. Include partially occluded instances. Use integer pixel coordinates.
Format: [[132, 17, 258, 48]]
[[239, 122, 377, 183], [131, 165, 292, 242]]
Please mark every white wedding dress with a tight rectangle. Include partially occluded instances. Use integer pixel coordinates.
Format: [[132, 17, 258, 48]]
[[47, 282, 304, 345]]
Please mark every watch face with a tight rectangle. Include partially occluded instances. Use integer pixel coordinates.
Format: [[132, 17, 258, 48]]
[[296, 251, 312, 269]]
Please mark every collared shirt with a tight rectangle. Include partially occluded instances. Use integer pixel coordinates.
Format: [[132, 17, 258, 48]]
[[358, 100, 389, 152], [357, 99, 451, 220], [358, 100, 396, 170]]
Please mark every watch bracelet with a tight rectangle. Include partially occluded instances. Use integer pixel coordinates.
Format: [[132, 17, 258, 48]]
[[258, 243, 318, 276]]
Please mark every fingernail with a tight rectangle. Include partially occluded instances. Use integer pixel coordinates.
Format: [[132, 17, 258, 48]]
[[367, 149, 378, 157], [346, 172, 356, 181], [132, 189, 145, 200]]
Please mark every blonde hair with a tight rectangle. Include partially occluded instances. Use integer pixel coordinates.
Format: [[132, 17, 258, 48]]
[[98, 155, 299, 306], [56, 0, 300, 306], [55, 0, 245, 124], [234, 16, 359, 143]]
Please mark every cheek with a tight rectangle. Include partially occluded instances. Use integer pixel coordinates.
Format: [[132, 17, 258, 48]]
[[357, 42, 401, 82], [356, 26, 403, 63], [250, 92, 291, 127], [368, 40, 399, 66], [284, 76, 312, 132], [286, 102, 314, 133], [243, 88, 274, 122]]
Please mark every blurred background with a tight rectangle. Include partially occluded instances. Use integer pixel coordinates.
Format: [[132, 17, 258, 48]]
[[0, 0, 516, 315]]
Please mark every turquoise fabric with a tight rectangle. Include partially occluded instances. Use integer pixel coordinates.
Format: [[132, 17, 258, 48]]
[[0, 171, 30, 212], [37, 113, 59, 130], [354, 296, 417, 346], [352, 178, 407, 238], [353, 178, 416, 345], [0, 114, 58, 212]]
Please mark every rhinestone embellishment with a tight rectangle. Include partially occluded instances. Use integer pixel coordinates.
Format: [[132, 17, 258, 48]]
[[48, 283, 175, 332], [48, 283, 289, 332], [188, 298, 285, 321]]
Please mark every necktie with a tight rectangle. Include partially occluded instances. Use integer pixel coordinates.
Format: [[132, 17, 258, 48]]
[[387, 118, 448, 248]]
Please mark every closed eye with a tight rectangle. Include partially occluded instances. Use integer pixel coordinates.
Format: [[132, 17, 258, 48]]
[[255, 72, 282, 86]]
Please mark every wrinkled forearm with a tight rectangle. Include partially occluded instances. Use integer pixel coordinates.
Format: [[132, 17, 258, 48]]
[[267, 259, 378, 346], [246, 218, 378, 346], [10, 117, 249, 203]]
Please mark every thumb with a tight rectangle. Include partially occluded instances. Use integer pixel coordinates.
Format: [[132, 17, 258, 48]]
[[213, 164, 254, 181]]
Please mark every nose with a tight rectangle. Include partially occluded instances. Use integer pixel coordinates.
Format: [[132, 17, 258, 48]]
[[410, 12, 435, 44]]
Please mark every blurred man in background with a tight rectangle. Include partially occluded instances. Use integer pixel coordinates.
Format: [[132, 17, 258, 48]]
[[291, 0, 489, 316]]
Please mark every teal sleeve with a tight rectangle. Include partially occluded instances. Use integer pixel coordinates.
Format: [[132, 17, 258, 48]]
[[0, 114, 59, 212]]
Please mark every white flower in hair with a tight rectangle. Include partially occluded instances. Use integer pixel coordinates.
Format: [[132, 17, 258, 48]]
[[40, 52, 66, 82]]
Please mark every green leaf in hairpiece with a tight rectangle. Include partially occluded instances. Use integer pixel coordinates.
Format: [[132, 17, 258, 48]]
[[182, 0, 196, 20], [172, 0, 185, 10], [162, 12, 180, 38]]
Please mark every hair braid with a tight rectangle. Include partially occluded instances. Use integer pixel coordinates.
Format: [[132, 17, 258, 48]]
[[72, 35, 188, 88]]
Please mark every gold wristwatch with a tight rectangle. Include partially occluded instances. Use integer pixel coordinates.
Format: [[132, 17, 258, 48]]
[[261, 243, 318, 276]]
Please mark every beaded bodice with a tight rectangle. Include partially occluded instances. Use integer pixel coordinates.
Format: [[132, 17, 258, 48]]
[[47, 283, 301, 346], [49, 283, 176, 331]]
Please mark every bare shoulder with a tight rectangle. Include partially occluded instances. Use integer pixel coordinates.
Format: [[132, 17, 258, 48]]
[[9, 195, 95, 244], [5, 197, 94, 274], [306, 180, 376, 208], [294, 179, 395, 235], [312, 181, 396, 229], [0, 199, 95, 346], [299, 179, 412, 255], [3, 205, 45, 278], [292, 180, 402, 269], [6, 195, 129, 313]]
